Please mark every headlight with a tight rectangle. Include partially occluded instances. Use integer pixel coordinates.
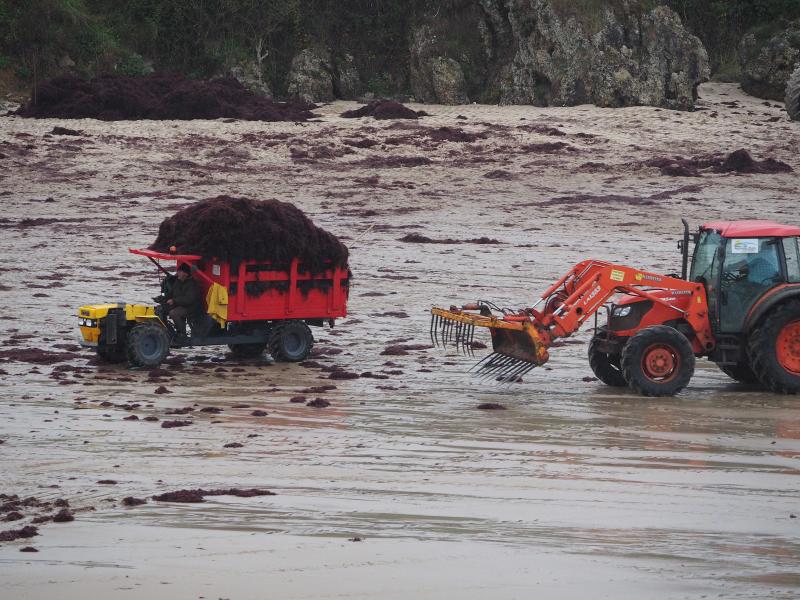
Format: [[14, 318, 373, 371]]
[[79, 318, 98, 327], [613, 306, 632, 318]]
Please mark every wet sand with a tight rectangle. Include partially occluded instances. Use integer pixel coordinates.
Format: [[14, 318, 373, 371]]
[[1, 83, 799, 598]]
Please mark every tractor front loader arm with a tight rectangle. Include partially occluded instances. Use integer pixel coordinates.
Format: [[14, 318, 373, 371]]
[[431, 260, 712, 383]]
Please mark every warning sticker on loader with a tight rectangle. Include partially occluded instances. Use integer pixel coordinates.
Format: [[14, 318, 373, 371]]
[[731, 239, 759, 254], [610, 269, 625, 282]]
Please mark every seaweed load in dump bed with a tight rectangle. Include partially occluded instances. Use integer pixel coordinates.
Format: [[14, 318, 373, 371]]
[[15, 73, 316, 121], [149, 196, 349, 274]]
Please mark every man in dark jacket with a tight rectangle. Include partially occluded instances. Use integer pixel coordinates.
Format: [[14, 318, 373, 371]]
[[167, 263, 202, 341]]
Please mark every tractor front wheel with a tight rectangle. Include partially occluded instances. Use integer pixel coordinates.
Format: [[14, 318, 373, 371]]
[[748, 300, 800, 394], [621, 326, 695, 397], [228, 343, 267, 358], [588, 335, 626, 387], [126, 323, 170, 368], [269, 321, 314, 362]]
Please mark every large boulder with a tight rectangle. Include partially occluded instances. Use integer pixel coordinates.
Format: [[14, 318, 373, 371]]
[[787, 65, 800, 121], [409, 0, 709, 110], [332, 54, 363, 100], [739, 21, 800, 102], [229, 60, 272, 98], [495, 1, 709, 109], [410, 24, 470, 104], [286, 48, 335, 103]]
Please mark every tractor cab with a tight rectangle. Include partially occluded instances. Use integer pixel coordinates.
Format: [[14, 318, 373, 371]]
[[689, 220, 800, 334]]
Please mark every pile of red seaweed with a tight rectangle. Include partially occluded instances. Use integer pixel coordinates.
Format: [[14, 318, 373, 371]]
[[15, 73, 316, 121], [341, 100, 428, 120], [149, 196, 349, 272]]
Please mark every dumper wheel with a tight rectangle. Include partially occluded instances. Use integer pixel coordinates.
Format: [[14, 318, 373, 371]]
[[228, 343, 267, 358], [97, 331, 126, 363], [718, 362, 759, 384], [126, 323, 170, 368], [588, 335, 626, 387], [269, 321, 313, 362], [747, 300, 800, 394], [787, 65, 800, 121], [621, 326, 695, 397]]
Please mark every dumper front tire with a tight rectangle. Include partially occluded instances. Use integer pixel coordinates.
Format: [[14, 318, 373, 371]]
[[269, 321, 313, 362], [126, 323, 170, 368], [97, 330, 126, 363], [621, 326, 695, 397]]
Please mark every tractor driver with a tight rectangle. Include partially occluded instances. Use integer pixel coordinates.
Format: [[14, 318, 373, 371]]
[[166, 263, 202, 341]]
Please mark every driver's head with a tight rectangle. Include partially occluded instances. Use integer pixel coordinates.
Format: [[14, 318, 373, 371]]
[[176, 263, 191, 281]]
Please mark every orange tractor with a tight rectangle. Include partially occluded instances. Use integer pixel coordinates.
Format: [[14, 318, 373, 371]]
[[431, 220, 800, 396]]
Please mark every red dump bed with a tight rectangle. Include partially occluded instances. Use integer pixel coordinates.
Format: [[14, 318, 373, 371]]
[[130, 249, 349, 322]]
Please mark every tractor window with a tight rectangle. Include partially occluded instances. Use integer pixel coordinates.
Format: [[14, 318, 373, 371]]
[[719, 238, 783, 332], [784, 237, 800, 283], [689, 230, 722, 284]]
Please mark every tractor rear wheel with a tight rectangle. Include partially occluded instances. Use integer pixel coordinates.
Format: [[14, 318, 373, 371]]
[[718, 362, 759, 384], [228, 343, 267, 358], [786, 65, 800, 121], [269, 321, 313, 362], [126, 323, 170, 368], [588, 335, 626, 387], [747, 300, 800, 394], [621, 325, 695, 397]]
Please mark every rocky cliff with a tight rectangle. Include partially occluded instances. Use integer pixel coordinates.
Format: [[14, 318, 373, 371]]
[[739, 21, 800, 102], [408, 0, 709, 109]]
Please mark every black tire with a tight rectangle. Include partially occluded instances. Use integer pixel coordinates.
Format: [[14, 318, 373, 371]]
[[787, 65, 800, 122], [621, 325, 695, 397], [268, 321, 314, 362], [588, 335, 627, 387], [228, 343, 267, 358], [717, 362, 759, 384], [97, 341, 126, 363], [126, 323, 170, 368], [747, 300, 800, 394]]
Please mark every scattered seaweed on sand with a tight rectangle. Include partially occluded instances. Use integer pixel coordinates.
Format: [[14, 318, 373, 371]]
[[477, 403, 507, 410], [398, 233, 501, 244], [645, 149, 792, 177], [161, 420, 193, 428], [17, 73, 316, 122], [341, 100, 427, 120], [149, 196, 349, 273], [49, 126, 83, 136], [306, 398, 331, 408], [0, 526, 38, 542], [122, 497, 147, 507], [152, 488, 275, 503]]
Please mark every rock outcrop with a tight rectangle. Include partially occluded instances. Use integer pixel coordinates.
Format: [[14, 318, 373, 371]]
[[229, 60, 272, 98], [739, 21, 800, 102], [410, 0, 709, 110], [787, 65, 800, 121], [286, 48, 364, 102], [286, 48, 335, 103]]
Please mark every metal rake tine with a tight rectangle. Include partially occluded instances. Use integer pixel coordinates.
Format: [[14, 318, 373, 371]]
[[469, 351, 497, 372], [493, 359, 525, 383], [433, 314, 441, 348], [464, 324, 474, 356], [472, 354, 504, 377], [498, 361, 535, 385], [478, 355, 517, 380], [442, 317, 452, 346], [430, 314, 437, 347], [454, 321, 463, 353]]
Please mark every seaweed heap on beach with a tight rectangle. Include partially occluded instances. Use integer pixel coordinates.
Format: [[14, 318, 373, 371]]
[[341, 100, 427, 120], [15, 73, 316, 121], [149, 196, 349, 273]]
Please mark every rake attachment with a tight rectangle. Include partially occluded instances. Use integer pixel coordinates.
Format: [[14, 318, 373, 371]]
[[430, 306, 550, 384]]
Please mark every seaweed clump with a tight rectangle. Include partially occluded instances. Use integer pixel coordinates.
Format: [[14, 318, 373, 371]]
[[149, 196, 349, 273]]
